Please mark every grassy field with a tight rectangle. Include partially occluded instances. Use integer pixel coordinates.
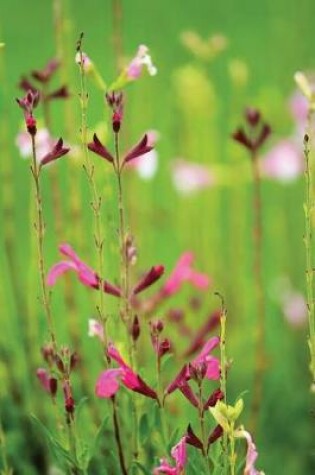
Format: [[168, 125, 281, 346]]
[[1, 0, 315, 474]]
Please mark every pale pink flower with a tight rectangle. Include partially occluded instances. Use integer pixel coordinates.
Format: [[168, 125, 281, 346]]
[[235, 429, 264, 475], [47, 243, 121, 297], [96, 343, 157, 400], [75, 51, 93, 72], [171, 159, 215, 194], [154, 436, 187, 475], [260, 139, 304, 183], [162, 252, 210, 296], [127, 44, 157, 79], [289, 91, 308, 126], [16, 128, 52, 160], [88, 319, 104, 342], [282, 291, 307, 327]]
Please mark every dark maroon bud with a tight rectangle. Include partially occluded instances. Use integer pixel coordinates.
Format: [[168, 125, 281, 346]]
[[123, 134, 153, 166], [232, 128, 252, 151], [19, 76, 38, 93], [254, 123, 271, 150], [41, 345, 55, 364], [32, 59, 60, 83], [158, 338, 171, 358], [245, 108, 260, 127], [48, 85, 70, 100], [40, 138, 70, 167], [54, 354, 65, 373], [208, 425, 223, 446], [151, 319, 164, 334], [26, 115, 37, 136], [131, 315, 140, 342], [49, 378, 58, 397], [178, 382, 200, 408], [87, 133, 114, 163], [132, 375, 158, 400], [103, 280, 122, 297], [113, 112, 121, 133], [186, 424, 203, 449], [63, 382, 75, 414], [203, 388, 224, 410], [167, 308, 184, 322], [133, 265, 165, 295], [70, 352, 80, 371]]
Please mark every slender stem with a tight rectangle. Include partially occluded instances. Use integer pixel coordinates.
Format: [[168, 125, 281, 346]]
[[0, 423, 12, 475], [30, 135, 57, 353], [77, 46, 108, 348], [112, 397, 128, 475], [250, 153, 266, 431], [197, 384, 212, 475], [217, 294, 228, 474], [113, 132, 139, 460], [228, 425, 236, 475], [303, 124, 315, 387]]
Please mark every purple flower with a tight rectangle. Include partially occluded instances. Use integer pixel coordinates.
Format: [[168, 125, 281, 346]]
[[47, 243, 121, 297]]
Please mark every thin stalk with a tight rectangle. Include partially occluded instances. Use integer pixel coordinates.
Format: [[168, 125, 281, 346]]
[[228, 425, 236, 475], [0, 423, 12, 475], [217, 293, 228, 474], [250, 153, 266, 431], [113, 131, 139, 461], [112, 397, 128, 475], [303, 128, 315, 387], [77, 46, 108, 348], [156, 354, 168, 448], [30, 135, 57, 353], [197, 386, 212, 475]]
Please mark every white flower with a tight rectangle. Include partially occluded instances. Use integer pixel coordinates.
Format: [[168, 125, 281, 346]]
[[127, 45, 157, 79]]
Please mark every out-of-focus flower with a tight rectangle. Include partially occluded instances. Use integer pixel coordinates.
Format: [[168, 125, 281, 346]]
[[180, 31, 228, 62], [171, 159, 215, 194], [32, 59, 59, 83], [96, 343, 157, 399], [88, 319, 104, 342], [232, 108, 271, 154], [270, 277, 307, 327], [289, 91, 308, 126], [16, 128, 51, 159], [127, 44, 157, 80], [235, 428, 265, 475], [260, 139, 304, 183], [47, 243, 122, 297], [75, 51, 93, 72], [162, 252, 210, 296], [36, 369, 57, 396], [153, 436, 187, 475], [294, 71, 315, 109], [16, 90, 40, 136]]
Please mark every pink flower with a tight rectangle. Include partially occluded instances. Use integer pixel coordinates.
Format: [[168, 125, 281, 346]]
[[16, 128, 51, 159], [154, 436, 187, 475], [36, 368, 57, 396], [171, 159, 215, 194], [88, 319, 104, 342], [127, 45, 157, 80], [282, 291, 307, 327], [47, 243, 121, 297], [166, 336, 220, 402], [96, 343, 157, 400], [75, 51, 93, 72], [289, 91, 308, 126], [235, 429, 264, 475], [162, 253, 210, 296], [260, 140, 303, 183]]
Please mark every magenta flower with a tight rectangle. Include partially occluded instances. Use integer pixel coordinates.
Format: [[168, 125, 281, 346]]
[[47, 243, 122, 297], [153, 436, 187, 475], [171, 159, 215, 194], [162, 253, 210, 297], [40, 138, 70, 167], [36, 368, 57, 396], [166, 336, 220, 405], [235, 429, 264, 475], [132, 265, 165, 295], [127, 44, 157, 80], [260, 139, 303, 183], [96, 343, 158, 400]]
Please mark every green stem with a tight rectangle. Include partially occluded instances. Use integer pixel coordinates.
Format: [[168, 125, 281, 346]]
[[217, 293, 228, 474], [30, 135, 57, 353], [303, 125, 315, 387], [250, 153, 266, 431], [197, 384, 212, 475], [112, 397, 128, 475]]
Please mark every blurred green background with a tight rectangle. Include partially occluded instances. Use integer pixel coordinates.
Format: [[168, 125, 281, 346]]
[[1, 0, 315, 473]]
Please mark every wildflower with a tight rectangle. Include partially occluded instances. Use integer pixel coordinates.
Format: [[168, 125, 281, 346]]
[[88, 319, 104, 342], [232, 108, 271, 153], [16, 90, 40, 136], [234, 428, 265, 475], [162, 252, 210, 297], [105, 91, 124, 132], [171, 159, 215, 194], [87, 133, 114, 163], [260, 139, 303, 183], [75, 51, 93, 72], [32, 59, 60, 83], [40, 138, 70, 167], [127, 130, 159, 180], [96, 343, 157, 400], [36, 369, 57, 396], [127, 44, 157, 80], [47, 243, 122, 297], [282, 291, 307, 327], [122, 133, 154, 167], [16, 128, 51, 159], [132, 265, 165, 295], [153, 436, 187, 475]]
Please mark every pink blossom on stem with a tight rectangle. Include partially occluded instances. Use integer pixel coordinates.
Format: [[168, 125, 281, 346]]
[[171, 159, 215, 194], [132, 265, 165, 295], [96, 343, 158, 400], [260, 139, 304, 183], [162, 252, 210, 297], [47, 243, 121, 297], [127, 44, 157, 80], [154, 436, 187, 475], [16, 128, 52, 160], [235, 429, 264, 475], [88, 319, 104, 342]]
